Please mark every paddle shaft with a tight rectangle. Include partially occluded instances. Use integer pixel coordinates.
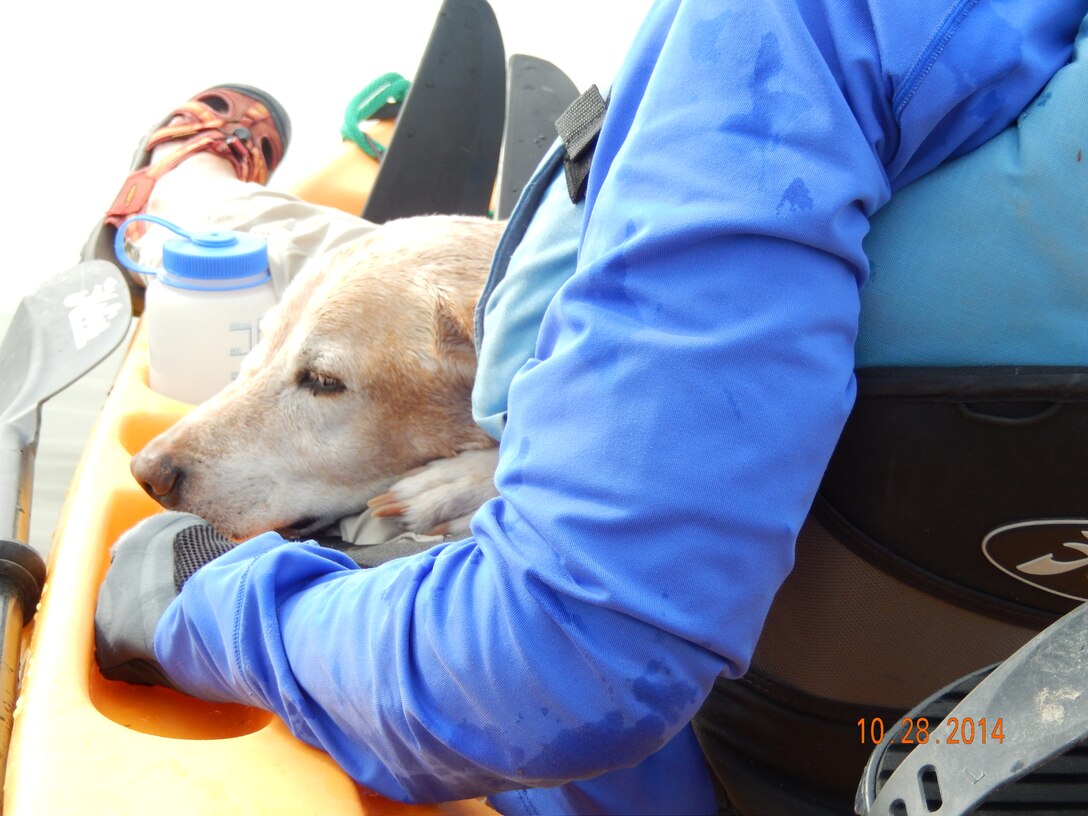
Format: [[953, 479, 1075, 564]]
[[0, 576, 25, 798], [0, 261, 129, 808], [0, 422, 35, 545], [0, 420, 38, 810]]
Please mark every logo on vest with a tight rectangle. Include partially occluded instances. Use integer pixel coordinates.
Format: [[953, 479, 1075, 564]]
[[983, 521, 1088, 602]]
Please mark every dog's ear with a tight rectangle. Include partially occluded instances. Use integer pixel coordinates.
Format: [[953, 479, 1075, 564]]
[[434, 293, 476, 361]]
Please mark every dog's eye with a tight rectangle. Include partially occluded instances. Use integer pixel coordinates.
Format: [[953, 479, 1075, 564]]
[[298, 369, 346, 395]]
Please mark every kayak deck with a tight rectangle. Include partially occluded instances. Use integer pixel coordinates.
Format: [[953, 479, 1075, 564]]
[[7, 323, 491, 815]]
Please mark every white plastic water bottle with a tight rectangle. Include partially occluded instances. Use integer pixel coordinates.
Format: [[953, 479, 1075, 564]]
[[115, 215, 276, 404]]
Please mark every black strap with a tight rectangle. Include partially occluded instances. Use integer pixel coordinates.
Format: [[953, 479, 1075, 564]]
[[556, 85, 608, 203]]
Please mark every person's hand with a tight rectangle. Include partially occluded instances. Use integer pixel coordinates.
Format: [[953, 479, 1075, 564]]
[[95, 512, 237, 689], [95, 510, 445, 691]]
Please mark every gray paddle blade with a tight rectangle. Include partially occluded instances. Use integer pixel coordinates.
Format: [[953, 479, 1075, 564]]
[[496, 54, 579, 220], [0, 260, 131, 424]]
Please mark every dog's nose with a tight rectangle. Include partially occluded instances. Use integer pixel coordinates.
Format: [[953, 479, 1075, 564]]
[[131, 450, 184, 507]]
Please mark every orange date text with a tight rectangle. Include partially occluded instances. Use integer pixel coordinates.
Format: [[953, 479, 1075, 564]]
[[857, 716, 1005, 745]]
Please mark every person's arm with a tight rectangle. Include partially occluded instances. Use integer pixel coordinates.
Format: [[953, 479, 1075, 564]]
[[156, 0, 1083, 803]]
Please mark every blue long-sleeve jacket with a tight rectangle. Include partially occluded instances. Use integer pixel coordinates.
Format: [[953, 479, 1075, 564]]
[[155, 1, 1087, 812]]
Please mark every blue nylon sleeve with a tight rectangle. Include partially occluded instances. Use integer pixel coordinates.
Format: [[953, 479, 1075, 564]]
[[154, 0, 1084, 807]]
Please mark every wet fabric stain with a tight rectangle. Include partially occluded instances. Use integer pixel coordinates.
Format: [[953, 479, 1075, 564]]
[[631, 660, 698, 723], [449, 719, 528, 778], [521, 710, 665, 778], [503, 436, 532, 490], [928, 2, 1020, 125], [517, 571, 589, 642], [720, 32, 812, 152], [570, 220, 644, 370], [723, 389, 743, 421], [518, 662, 699, 777], [776, 177, 814, 214]]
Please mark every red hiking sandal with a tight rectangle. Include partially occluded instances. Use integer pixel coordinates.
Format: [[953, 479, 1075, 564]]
[[82, 84, 291, 314]]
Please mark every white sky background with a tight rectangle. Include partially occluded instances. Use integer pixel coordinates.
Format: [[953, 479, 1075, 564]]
[[0, 0, 654, 303]]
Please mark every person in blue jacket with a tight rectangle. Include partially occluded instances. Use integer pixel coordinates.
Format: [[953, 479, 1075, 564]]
[[94, 0, 1088, 813]]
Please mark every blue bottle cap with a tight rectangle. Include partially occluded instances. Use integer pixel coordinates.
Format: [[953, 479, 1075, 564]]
[[114, 215, 270, 290], [162, 230, 269, 283]]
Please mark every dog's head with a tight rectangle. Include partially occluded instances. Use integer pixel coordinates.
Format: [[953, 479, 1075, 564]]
[[131, 215, 503, 539]]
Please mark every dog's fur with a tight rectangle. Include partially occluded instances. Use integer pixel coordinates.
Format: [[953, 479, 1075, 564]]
[[131, 215, 503, 540]]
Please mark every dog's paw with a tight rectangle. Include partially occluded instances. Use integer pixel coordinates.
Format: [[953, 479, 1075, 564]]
[[367, 447, 500, 536]]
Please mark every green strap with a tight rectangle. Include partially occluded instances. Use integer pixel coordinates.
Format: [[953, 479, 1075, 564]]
[[340, 73, 410, 159]]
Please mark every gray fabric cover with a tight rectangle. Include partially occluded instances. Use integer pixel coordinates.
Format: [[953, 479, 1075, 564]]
[[95, 512, 218, 688]]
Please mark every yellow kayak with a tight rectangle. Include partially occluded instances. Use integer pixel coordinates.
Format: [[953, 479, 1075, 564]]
[[6, 319, 492, 815]]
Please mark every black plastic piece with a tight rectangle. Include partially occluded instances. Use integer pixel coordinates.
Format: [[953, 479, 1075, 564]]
[[361, 0, 506, 223], [496, 54, 579, 219], [0, 539, 46, 624]]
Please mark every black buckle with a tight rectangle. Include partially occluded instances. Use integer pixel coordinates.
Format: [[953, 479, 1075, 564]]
[[556, 85, 607, 203]]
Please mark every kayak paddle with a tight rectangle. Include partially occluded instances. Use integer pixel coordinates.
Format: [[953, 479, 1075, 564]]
[[0, 260, 132, 787]]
